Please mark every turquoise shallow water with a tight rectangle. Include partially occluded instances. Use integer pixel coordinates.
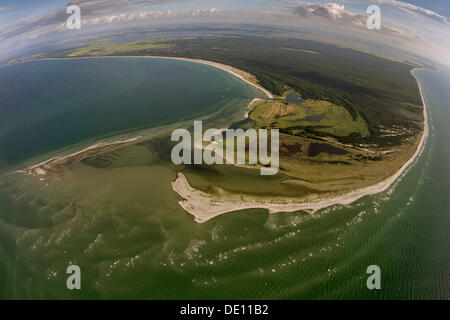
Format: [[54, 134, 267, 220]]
[[0, 60, 448, 299]]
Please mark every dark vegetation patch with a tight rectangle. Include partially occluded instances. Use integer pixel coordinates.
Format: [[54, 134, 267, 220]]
[[285, 93, 303, 104], [60, 35, 423, 148], [322, 160, 351, 165], [308, 143, 349, 157], [280, 142, 303, 156], [297, 114, 325, 122], [228, 118, 255, 130], [152, 36, 422, 147], [81, 156, 113, 168]]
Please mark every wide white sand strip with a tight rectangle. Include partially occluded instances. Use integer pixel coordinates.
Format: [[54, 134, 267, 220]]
[[172, 69, 429, 223]]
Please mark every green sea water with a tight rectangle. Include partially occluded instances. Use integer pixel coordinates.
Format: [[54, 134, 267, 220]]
[[0, 59, 448, 299]]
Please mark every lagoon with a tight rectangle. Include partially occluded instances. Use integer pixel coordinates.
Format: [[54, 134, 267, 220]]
[[0, 59, 448, 299], [0, 57, 259, 168]]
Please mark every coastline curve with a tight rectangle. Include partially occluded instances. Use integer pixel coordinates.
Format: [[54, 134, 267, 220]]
[[171, 68, 430, 223]]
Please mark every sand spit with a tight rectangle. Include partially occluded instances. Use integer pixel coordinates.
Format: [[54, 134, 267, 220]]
[[245, 98, 263, 118], [14, 56, 272, 178], [16, 56, 428, 223], [16, 136, 142, 176], [41, 55, 274, 99], [171, 69, 429, 223]]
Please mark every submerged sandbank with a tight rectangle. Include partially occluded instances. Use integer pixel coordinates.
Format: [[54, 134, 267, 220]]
[[15, 56, 268, 176], [16, 137, 142, 176], [14, 56, 428, 224]]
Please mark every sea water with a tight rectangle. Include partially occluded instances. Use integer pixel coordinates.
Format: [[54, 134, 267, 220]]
[[0, 60, 448, 299]]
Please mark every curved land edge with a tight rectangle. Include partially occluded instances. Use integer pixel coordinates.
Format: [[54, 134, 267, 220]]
[[14, 56, 273, 175], [15, 136, 142, 176], [13, 57, 428, 224], [171, 68, 429, 223], [37, 55, 274, 99], [145, 56, 274, 99]]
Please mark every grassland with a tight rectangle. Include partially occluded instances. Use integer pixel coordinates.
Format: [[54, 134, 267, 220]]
[[58, 35, 423, 149], [249, 100, 307, 128], [41, 35, 426, 212], [249, 98, 369, 137], [67, 39, 180, 57]]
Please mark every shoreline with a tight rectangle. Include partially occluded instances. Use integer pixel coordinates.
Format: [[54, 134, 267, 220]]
[[16, 136, 142, 176], [12, 56, 429, 224], [14, 55, 270, 174], [144, 56, 274, 99], [245, 98, 263, 118], [171, 68, 429, 223], [39, 55, 274, 99]]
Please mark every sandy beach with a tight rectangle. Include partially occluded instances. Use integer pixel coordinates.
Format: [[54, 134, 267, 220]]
[[40, 56, 274, 99], [16, 56, 429, 224], [144, 56, 274, 99], [171, 69, 429, 223], [245, 98, 263, 118]]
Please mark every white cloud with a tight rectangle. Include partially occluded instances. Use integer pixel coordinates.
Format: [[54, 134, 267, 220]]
[[371, 0, 448, 24], [287, 2, 421, 40], [291, 2, 353, 20], [192, 8, 220, 16], [79, 7, 220, 25]]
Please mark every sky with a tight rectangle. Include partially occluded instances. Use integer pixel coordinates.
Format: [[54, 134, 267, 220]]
[[0, 0, 449, 65], [0, 0, 67, 28], [398, 0, 450, 18]]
